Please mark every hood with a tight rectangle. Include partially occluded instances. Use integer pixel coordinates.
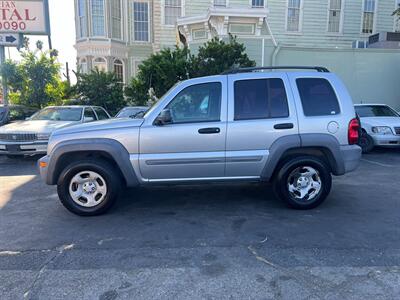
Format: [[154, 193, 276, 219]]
[[360, 117, 400, 127], [53, 118, 145, 136], [0, 120, 79, 134]]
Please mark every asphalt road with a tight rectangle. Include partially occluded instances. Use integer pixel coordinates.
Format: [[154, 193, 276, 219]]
[[0, 149, 399, 299]]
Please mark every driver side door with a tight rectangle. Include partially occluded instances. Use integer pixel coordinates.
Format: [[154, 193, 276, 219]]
[[139, 78, 227, 181]]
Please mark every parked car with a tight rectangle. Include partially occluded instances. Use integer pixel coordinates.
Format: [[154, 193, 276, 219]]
[[0, 105, 38, 126], [0, 105, 110, 157], [115, 106, 149, 119], [354, 104, 400, 153], [38, 66, 361, 216]]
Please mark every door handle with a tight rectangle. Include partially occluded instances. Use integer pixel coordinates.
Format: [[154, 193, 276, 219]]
[[274, 123, 294, 130], [198, 127, 221, 134]]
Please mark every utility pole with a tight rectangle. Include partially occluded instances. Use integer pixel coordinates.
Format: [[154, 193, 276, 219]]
[[0, 45, 8, 106]]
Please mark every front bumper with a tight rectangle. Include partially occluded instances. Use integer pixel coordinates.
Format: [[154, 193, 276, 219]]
[[371, 134, 400, 147], [38, 155, 50, 184], [340, 144, 362, 173], [0, 141, 48, 155]]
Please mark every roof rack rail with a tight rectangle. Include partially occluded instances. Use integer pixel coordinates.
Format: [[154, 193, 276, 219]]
[[222, 66, 330, 75]]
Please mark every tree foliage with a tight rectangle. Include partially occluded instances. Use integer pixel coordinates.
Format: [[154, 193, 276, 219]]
[[74, 69, 125, 115], [125, 35, 256, 105], [0, 44, 65, 108]]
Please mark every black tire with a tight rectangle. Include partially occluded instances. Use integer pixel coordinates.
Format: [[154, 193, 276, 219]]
[[358, 131, 374, 154], [273, 156, 332, 210], [57, 159, 121, 216]]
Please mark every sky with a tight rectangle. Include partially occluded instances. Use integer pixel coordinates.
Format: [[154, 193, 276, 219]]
[[9, 0, 77, 81]]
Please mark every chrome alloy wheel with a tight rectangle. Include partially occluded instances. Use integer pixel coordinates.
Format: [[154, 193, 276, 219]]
[[287, 166, 322, 202], [69, 171, 107, 207]]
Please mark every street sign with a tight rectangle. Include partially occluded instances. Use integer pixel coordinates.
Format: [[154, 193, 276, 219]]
[[0, 0, 49, 35], [0, 33, 19, 46]]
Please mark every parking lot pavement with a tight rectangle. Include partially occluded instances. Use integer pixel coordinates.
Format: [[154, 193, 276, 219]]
[[0, 149, 399, 300]]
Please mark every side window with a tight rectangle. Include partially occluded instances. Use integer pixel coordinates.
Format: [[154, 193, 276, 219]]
[[234, 78, 289, 120], [296, 78, 340, 116], [84, 108, 97, 121], [167, 82, 222, 123], [8, 108, 26, 121], [94, 107, 110, 120]]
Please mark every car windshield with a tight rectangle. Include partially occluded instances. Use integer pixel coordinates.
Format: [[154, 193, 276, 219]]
[[116, 108, 145, 118], [31, 107, 83, 121], [355, 105, 399, 118]]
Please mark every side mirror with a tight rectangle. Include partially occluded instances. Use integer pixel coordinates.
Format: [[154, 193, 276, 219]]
[[154, 109, 172, 126], [84, 116, 95, 123]]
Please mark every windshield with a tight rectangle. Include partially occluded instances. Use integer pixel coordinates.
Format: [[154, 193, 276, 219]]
[[355, 105, 399, 118], [31, 107, 83, 121], [116, 108, 145, 118]]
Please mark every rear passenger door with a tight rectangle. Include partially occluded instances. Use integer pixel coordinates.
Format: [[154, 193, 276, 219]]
[[226, 72, 299, 177]]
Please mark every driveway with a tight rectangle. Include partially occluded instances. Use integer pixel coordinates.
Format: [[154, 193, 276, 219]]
[[0, 149, 399, 299]]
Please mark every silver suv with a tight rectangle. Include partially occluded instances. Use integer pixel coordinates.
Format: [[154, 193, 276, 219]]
[[38, 67, 362, 216]]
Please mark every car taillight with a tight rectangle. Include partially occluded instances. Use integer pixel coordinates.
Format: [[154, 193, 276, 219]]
[[348, 118, 360, 145]]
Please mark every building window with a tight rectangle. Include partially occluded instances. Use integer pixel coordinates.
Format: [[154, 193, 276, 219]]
[[328, 0, 342, 33], [362, 0, 375, 34], [229, 24, 255, 35], [132, 59, 142, 77], [114, 59, 124, 82], [79, 58, 88, 73], [133, 2, 149, 41], [252, 0, 264, 8], [93, 57, 107, 72], [91, 0, 105, 36], [112, 0, 122, 39], [214, 0, 226, 6], [287, 0, 301, 32], [78, 0, 87, 38], [164, 0, 181, 25], [192, 29, 207, 40]]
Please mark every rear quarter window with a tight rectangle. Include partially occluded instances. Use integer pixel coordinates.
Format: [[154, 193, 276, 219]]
[[296, 78, 340, 116]]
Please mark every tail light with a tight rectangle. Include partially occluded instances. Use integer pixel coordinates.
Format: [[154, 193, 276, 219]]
[[348, 118, 360, 145]]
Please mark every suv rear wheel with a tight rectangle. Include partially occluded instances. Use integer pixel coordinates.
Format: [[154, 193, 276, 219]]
[[273, 156, 332, 209], [57, 159, 121, 216]]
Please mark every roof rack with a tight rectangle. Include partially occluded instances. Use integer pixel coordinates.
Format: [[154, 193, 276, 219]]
[[222, 66, 330, 75]]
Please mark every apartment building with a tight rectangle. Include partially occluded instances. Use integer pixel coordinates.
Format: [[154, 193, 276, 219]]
[[74, 0, 398, 81]]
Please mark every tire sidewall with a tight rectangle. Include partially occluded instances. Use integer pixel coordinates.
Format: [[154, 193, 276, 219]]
[[275, 157, 332, 210], [358, 132, 374, 154], [57, 160, 120, 216]]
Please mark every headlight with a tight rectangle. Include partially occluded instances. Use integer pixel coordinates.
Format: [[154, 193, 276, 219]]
[[36, 133, 51, 140], [371, 126, 393, 135]]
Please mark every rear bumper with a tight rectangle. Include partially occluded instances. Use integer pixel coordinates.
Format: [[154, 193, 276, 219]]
[[372, 135, 400, 147], [0, 141, 48, 155], [340, 145, 362, 173]]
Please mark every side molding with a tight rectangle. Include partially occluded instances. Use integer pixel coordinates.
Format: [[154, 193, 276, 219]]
[[46, 138, 139, 187]]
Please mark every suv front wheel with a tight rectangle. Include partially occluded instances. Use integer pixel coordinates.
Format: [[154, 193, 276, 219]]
[[57, 159, 121, 216], [273, 156, 332, 209]]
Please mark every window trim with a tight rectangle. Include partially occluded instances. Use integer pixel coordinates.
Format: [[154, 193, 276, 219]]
[[233, 78, 290, 121], [326, 0, 345, 34], [84, 107, 98, 121], [295, 77, 341, 117], [360, 0, 378, 35], [285, 0, 303, 33], [162, 82, 223, 125]]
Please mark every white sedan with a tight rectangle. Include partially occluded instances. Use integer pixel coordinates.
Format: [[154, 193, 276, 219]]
[[355, 104, 400, 153], [0, 105, 110, 157]]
